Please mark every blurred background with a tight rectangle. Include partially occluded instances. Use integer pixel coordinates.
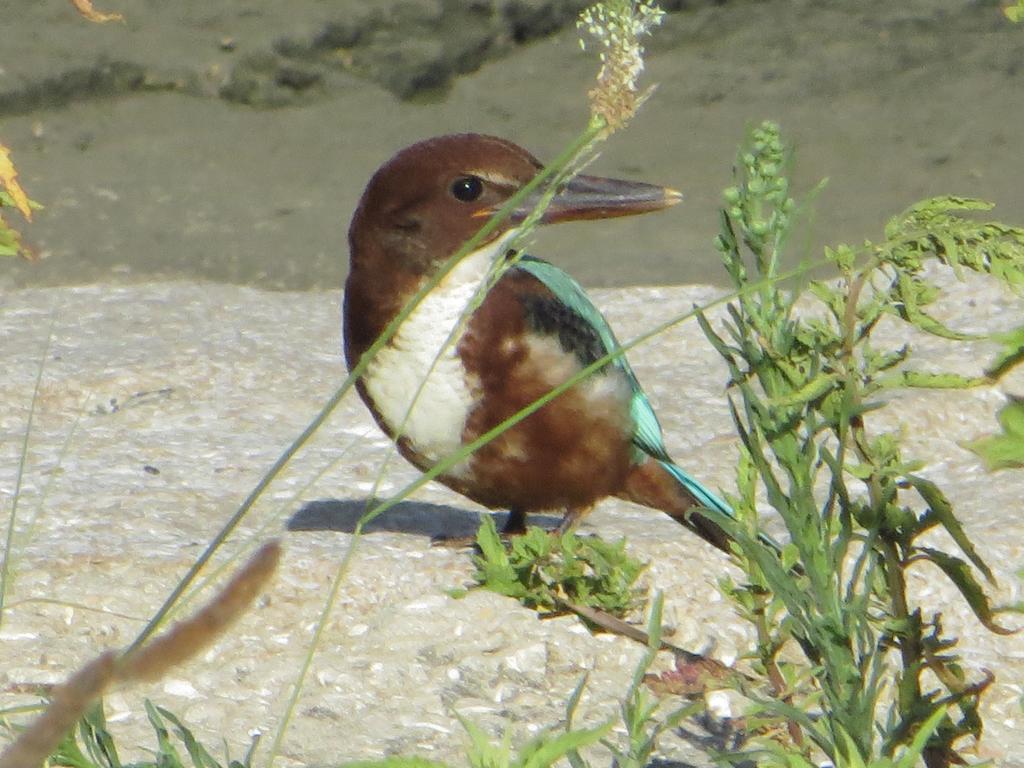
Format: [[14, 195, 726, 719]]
[[1, 0, 1021, 291]]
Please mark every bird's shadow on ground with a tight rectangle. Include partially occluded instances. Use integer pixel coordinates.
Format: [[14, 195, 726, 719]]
[[287, 498, 560, 539]]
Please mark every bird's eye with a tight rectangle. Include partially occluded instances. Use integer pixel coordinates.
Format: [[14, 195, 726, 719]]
[[450, 176, 484, 202]]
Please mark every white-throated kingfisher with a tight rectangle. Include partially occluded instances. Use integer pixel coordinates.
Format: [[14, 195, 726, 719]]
[[344, 133, 737, 552]]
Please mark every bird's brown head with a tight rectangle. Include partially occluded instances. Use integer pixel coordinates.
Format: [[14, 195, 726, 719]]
[[347, 133, 682, 277], [344, 133, 681, 362]]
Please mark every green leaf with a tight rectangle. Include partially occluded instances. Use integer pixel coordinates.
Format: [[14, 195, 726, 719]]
[[50, 725, 96, 768], [875, 371, 990, 390], [892, 273, 978, 341], [153, 706, 225, 768], [144, 700, 186, 768], [80, 701, 122, 768], [986, 325, 1024, 380], [908, 474, 994, 582], [966, 398, 1024, 470], [892, 706, 948, 768], [767, 372, 838, 407], [834, 726, 869, 768], [475, 515, 510, 569], [472, 523, 644, 617], [459, 714, 512, 768], [915, 548, 1015, 634], [516, 721, 612, 768]]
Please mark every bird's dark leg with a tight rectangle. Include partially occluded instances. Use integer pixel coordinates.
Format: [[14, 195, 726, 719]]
[[502, 508, 528, 535]]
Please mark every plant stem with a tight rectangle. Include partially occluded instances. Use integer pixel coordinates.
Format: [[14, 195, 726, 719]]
[[752, 588, 804, 748]]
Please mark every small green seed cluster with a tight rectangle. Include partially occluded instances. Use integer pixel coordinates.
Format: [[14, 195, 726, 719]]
[[577, 1, 665, 129], [715, 121, 795, 264]]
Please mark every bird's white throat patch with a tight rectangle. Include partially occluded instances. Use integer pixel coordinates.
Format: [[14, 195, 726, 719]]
[[363, 231, 517, 467]]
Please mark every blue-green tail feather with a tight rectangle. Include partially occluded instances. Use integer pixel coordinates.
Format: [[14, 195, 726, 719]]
[[657, 459, 734, 520], [658, 458, 783, 554]]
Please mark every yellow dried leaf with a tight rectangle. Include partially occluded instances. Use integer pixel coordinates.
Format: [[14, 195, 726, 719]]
[[69, 0, 124, 23], [0, 142, 32, 220]]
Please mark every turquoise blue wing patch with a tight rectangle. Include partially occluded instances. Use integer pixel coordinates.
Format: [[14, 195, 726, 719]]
[[514, 256, 671, 462]]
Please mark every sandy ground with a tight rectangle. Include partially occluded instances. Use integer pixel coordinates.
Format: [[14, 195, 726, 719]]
[[1, 0, 1022, 289], [1, 273, 1023, 766]]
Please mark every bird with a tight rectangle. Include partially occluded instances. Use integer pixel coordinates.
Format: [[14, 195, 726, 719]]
[[343, 133, 737, 553]]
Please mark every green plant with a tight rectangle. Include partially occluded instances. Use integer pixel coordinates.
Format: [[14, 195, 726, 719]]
[[44, 699, 257, 768], [593, 595, 701, 768], [967, 327, 1024, 469], [968, 397, 1024, 469], [471, 515, 646, 618], [689, 121, 1024, 767]]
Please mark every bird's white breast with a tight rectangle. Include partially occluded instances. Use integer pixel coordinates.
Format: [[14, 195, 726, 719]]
[[362, 233, 514, 467]]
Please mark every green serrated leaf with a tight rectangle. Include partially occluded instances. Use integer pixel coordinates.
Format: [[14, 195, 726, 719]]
[[473, 525, 644, 618], [475, 515, 509, 568]]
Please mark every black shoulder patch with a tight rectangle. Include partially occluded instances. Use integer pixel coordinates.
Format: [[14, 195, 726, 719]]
[[520, 293, 609, 370]]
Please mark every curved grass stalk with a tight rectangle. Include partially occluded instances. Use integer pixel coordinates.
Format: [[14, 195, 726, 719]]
[[0, 312, 56, 630], [19, 393, 90, 542], [2, 596, 145, 623], [4, 391, 92, 609]]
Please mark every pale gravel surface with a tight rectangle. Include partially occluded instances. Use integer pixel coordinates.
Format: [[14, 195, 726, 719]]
[[1, 274, 1023, 766]]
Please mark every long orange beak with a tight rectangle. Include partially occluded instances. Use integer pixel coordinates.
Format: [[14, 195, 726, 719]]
[[509, 173, 683, 224]]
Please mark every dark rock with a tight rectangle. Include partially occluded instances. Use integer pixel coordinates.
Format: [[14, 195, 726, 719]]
[[220, 52, 322, 106], [0, 60, 147, 116], [313, 20, 364, 50]]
